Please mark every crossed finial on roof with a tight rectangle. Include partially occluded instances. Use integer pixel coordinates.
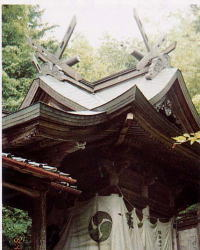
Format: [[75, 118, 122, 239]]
[[28, 16, 82, 81], [29, 11, 176, 82], [132, 9, 177, 80]]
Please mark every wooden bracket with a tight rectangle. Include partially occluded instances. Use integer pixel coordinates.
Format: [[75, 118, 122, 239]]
[[116, 112, 133, 145]]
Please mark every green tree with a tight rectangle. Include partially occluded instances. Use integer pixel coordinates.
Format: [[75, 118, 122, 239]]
[[169, 5, 200, 113], [64, 34, 137, 82], [191, 4, 200, 33], [2, 5, 56, 112], [64, 34, 98, 81], [2, 206, 32, 249], [96, 34, 136, 78]]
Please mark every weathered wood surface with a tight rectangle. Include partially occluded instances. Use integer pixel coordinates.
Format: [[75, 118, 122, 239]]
[[168, 80, 200, 132], [32, 55, 41, 72], [29, 38, 82, 81], [3, 102, 107, 130], [3, 95, 200, 173], [133, 9, 150, 52], [2, 181, 40, 198], [32, 191, 47, 250], [133, 9, 176, 77], [93, 67, 147, 91], [2, 156, 77, 184], [56, 15, 76, 59], [115, 112, 133, 145], [64, 56, 80, 66]]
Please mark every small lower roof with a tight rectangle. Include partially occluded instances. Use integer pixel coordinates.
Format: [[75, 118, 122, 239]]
[[2, 153, 81, 195]]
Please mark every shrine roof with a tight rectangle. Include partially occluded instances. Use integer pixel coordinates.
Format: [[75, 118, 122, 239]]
[[19, 10, 199, 131], [21, 67, 178, 111], [2, 12, 200, 168]]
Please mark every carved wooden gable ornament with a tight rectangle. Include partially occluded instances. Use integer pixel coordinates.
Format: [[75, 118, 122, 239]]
[[28, 16, 82, 82], [132, 9, 176, 80]]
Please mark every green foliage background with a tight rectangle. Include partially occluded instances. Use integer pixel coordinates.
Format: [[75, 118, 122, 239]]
[[170, 5, 200, 113], [2, 5, 56, 112], [2, 206, 32, 249]]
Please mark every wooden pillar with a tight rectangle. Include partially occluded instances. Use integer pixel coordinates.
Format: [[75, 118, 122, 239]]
[[32, 191, 47, 250]]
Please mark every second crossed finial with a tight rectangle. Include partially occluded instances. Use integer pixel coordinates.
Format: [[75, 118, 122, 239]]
[[132, 9, 176, 80]]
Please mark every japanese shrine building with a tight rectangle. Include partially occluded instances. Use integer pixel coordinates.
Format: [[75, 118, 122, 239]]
[[2, 12, 200, 250]]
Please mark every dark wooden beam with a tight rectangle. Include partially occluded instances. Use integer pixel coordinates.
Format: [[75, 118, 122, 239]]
[[2, 182, 40, 198], [131, 50, 144, 60], [64, 56, 80, 66]]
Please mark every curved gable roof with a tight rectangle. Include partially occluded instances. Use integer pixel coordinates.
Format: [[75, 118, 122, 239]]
[[20, 67, 200, 131]]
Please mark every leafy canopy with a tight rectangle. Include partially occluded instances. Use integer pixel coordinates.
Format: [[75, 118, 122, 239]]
[[2, 5, 56, 112], [2, 206, 32, 248], [170, 4, 200, 114]]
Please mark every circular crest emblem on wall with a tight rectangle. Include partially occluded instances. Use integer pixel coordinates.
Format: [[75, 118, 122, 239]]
[[88, 211, 112, 242]]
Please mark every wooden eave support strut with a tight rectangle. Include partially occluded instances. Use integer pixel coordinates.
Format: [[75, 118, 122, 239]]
[[116, 112, 134, 145]]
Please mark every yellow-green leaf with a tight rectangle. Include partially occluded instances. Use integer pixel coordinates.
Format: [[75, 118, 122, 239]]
[[173, 136, 187, 142], [194, 131, 200, 139]]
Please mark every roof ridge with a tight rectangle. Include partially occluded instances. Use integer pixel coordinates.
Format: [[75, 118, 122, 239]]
[[92, 66, 137, 86]]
